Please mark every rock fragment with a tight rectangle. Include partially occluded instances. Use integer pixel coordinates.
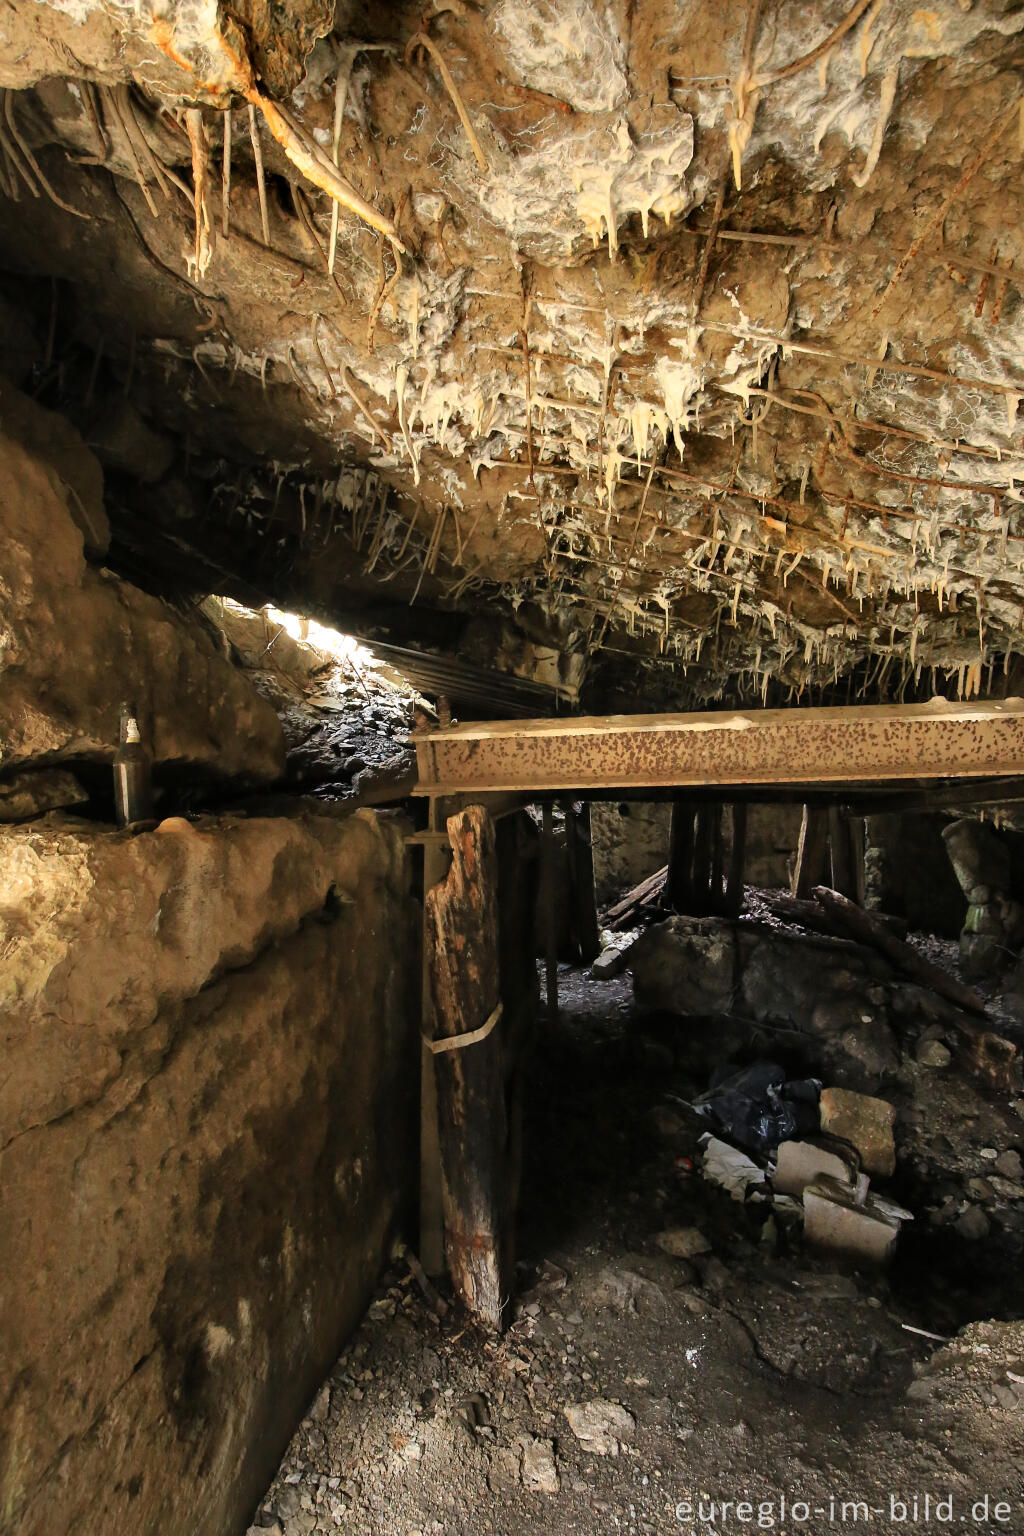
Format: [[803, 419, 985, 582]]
[[564, 1399, 636, 1457], [520, 1436, 559, 1493]]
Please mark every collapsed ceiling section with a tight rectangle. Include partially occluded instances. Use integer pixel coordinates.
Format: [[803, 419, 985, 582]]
[[1, 0, 1023, 710]]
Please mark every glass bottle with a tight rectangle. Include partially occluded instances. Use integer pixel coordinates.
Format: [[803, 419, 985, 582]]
[[113, 704, 153, 827]]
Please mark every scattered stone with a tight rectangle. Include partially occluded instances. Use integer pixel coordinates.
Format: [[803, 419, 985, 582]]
[[520, 1436, 560, 1493], [585, 1266, 663, 1314], [487, 1447, 522, 1496], [995, 1150, 1023, 1182], [251, 1512, 283, 1534], [679, 1289, 708, 1315], [955, 1205, 991, 1242], [273, 1487, 301, 1520], [564, 1399, 636, 1456], [980, 1147, 999, 1161], [655, 1226, 710, 1259], [916, 1038, 952, 1068], [283, 1515, 315, 1536], [819, 1087, 896, 1178], [310, 1384, 331, 1422]]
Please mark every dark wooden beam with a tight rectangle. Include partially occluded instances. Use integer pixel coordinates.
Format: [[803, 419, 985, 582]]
[[425, 804, 511, 1329]]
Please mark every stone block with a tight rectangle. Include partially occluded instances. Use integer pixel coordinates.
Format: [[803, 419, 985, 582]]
[[0, 808, 417, 1536], [819, 1087, 896, 1177]]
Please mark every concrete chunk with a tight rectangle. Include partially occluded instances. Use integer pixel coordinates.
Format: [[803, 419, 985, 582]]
[[803, 1176, 910, 1265], [774, 1139, 869, 1202]]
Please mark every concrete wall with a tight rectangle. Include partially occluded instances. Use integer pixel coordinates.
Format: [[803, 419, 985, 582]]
[[745, 802, 803, 889], [592, 800, 802, 907], [592, 801, 671, 906], [0, 807, 417, 1536]]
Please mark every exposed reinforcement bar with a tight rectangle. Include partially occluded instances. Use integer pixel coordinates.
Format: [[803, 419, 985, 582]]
[[412, 698, 1024, 796]]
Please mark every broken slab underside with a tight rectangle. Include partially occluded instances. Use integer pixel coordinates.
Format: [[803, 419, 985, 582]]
[[413, 698, 1024, 794], [0, 3, 1022, 713]]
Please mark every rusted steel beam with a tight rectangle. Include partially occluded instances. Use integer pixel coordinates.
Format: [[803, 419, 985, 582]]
[[412, 700, 1024, 796]]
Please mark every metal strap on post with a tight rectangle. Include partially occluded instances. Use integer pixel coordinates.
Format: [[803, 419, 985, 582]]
[[424, 1001, 503, 1055]]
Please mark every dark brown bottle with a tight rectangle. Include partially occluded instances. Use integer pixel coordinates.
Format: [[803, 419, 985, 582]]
[[113, 704, 153, 827]]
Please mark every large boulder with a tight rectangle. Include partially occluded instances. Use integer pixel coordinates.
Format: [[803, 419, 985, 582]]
[[0, 384, 285, 786], [630, 916, 738, 1015]]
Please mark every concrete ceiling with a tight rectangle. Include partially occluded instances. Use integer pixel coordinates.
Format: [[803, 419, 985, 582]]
[[1, 0, 1023, 712]]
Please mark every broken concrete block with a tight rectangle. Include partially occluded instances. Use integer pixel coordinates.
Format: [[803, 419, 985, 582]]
[[564, 1399, 635, 1456], [803, 1177, 911, 1265], [773, 1139, 869, 1202], [819, 1087, 896, 1178]]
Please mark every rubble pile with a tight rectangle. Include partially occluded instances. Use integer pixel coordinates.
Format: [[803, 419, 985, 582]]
[[249, 956, 1024, 1536]]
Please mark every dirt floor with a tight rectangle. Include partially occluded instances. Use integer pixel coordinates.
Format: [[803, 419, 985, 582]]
[[251, 965, 1024, 1536]]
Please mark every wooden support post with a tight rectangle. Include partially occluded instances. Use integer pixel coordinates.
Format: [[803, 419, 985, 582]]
[[426, 804, 511, 1329], [542, 801, 558, 1019], [709, 803, 724, 912], [692, 803, 716, 914], [793, 805, 829, 899], [724, 802, 747, 917], [564, 799, 601, 964], [849, 815, 867, 907], [827, 806, 857, 899], [419, 798, 450, 1277], [667, 799, 696, 912]]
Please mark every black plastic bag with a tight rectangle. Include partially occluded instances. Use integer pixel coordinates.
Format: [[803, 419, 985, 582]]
[[694, 1061, 821, 1159]]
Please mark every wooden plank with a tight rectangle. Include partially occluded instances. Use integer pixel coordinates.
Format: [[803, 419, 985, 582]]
[[666, 800, 696, 911], [564, 799, 601, 963], [725, 802, 747, 918], [827, 806, 858, 899], [793, 805, 829, 899], [692, 804, 716, 914], [542, 802, 559, 1019], [413, 699, 1024, 795], [425, 804, 511, 1329], [811, 885, 988, 1017], [762, 890, 907, 943]]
